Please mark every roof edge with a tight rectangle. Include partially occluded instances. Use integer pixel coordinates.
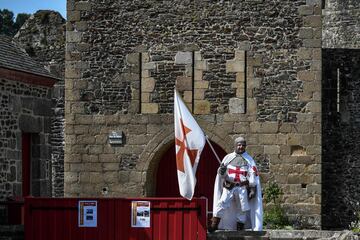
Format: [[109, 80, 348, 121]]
[[0, 67, 58, 87]]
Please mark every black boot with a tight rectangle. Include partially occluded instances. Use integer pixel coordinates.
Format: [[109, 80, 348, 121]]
[[237, 222, 245, 231], [208, 217, 221, 233]]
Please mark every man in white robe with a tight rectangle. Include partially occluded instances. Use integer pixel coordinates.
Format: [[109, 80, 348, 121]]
[[209, 137, 263, 232]]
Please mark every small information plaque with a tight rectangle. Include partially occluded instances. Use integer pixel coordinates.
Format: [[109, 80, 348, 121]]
[[131, 201, 150, 228], [78, 201, 97, 227]]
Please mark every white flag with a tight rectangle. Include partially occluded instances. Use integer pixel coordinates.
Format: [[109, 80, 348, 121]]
[[174, 90, 205, 200]]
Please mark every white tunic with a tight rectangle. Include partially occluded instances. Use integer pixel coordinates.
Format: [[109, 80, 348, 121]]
[[212, 151, 263, 231]]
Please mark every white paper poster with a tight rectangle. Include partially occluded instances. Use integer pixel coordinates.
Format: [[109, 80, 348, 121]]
[[78, 200, 97, 227], [131, 201, 150, 228]]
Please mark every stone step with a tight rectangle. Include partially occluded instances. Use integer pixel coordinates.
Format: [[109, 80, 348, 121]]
[[207, 230, 360, 240], [208, 230, 269, 240]]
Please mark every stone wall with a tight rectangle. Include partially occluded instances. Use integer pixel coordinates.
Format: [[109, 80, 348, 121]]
[[0, 78, 53, 199], [322, 49, 360, 229], [0, 225, 24, 240], [65, 0, 322, 228], [14, 10, 66, 197], [322, 0, 360, 49]]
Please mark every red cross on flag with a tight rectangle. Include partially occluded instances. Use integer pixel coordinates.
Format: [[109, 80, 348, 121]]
[[174, 90, 205, 200]]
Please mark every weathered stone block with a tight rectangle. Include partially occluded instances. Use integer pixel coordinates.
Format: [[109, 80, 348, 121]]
[[226, 60, 245, 73], [175, 52, 192, 64], [127, 124, 147, 135], [287, 134, 302, 145], [81, 154, 99, 162], [235, 50, 245, 61], [75, 114, 93, 125], [194, 100, 210, 114], [264, 145, 280, 154], [67, 11, 80, 21], [66, 31, 82, 43], [104, 172, 118, 183], [130, 171, 143, 183], [297, 48, 312, 60], [233, 122, 250, 133], [143, 62, 156, 70], [194, 70, 203, 81], [304, 16, 321, 27], [65, 154, 81, 163], [262, 122, 279, 133], [306, 184, 321, 194], [183, 91, 192, 104], [88, 145, 103, 154], [142, 103, 159, 114], [303, 39, 322, 48], [141, 77, 155, 92], [195, 60, 208, 70], [75, 2, 91, 11], [298, 5, 314, 15], [194, 80, 209, 89], [258, 134, 278, 145], [99, 154, 118, 162], [247, 98, 257, 114], [229, 98, 245, 114], [194, 88, 205, 100], [304, 102, 321, 113], [176, 76, 192, 91], [236, 86, 245, 98], [75, 21, 88, 31], [299, 28, 313, 39]]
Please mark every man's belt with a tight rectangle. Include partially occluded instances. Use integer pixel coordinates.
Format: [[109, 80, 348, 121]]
[[223, 180, 249, 190]]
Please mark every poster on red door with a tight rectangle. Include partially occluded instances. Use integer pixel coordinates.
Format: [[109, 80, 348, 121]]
[[78, 200, 97, 227], [131, 201, 150, 228]]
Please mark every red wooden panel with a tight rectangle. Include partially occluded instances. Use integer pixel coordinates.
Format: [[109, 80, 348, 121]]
[[25, 198, 207, 240], [183, 201, 196, 240], [156, 141, 226, 209], [25, 198, 115, 240], [197, 198, 207, 240]]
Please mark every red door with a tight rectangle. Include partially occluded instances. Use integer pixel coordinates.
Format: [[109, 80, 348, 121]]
[[155, 141, 227, 209]]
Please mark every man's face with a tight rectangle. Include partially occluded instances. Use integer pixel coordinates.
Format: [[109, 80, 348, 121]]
[[235, 141, 246, 154]]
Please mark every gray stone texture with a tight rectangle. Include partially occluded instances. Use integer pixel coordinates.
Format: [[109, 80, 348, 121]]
[[69, 0, 309, 119], [14, 10, 66, 197], [0, 78, 53, 200], [322, 49, 360, 229], [64, 0, 323, 229], [323, 0, 360, 49]]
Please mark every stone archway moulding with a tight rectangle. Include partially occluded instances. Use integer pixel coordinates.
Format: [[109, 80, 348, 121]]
[[140, 122, 233, 196]]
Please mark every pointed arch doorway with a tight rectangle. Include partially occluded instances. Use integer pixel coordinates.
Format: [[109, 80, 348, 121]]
[[155, 140, 227, 208]]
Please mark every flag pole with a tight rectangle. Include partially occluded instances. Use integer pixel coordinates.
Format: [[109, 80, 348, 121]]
[[205, 136, 222, 164]]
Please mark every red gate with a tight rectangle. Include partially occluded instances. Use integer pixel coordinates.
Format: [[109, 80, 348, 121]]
[[25, 197, 207, 240]]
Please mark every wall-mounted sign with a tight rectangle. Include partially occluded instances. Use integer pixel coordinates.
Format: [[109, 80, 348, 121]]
[[109, 131, 124, 145], [78, 201, 97, 227], [131, 201, 150, 228]]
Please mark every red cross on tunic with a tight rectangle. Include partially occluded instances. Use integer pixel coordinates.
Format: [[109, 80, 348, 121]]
[[175, 119, 198, 173], [228, 166, 247, 182], [252, 166, 258, 176]]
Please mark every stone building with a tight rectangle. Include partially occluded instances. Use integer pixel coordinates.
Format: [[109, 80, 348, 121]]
[[0, 0, 358, 231], [0, 35, 58, 199], [14, 10, 66, 197], [65, 0, 323, 228]]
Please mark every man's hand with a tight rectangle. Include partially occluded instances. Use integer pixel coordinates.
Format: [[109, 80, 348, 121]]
[[248, 187, 256, 199], [218, 164, 227, 176]]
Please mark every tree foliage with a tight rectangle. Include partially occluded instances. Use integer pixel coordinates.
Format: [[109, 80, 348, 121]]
[[0, 9, 30, 36]]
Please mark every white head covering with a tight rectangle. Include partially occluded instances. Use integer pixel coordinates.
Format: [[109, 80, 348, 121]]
[[234, 136, 246, 145]]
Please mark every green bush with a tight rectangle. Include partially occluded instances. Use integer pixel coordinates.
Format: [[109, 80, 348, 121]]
[[263, 182, 290, 229], [350, 209, 360, 233], [264, 204, 290, 229]]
